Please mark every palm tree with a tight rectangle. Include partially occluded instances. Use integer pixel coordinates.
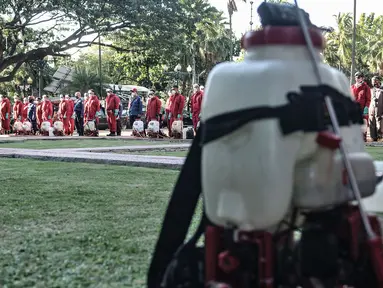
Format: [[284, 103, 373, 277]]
[[227, 0, 246, 61], [67, 66, 111, 95], [178, 0, 232, 85]]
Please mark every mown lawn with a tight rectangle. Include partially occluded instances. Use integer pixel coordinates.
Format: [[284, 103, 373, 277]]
[[0, 159, 188, 287], [0, 139, 171, 150], [366, 146, 383, 160]]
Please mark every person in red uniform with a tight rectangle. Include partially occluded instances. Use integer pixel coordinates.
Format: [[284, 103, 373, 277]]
[[83, 93, 89, 123], [86, 89, 101, 127], [65, 94, 75, 135], [190, 83, 203, 132], [146, 89, 162, 122], [105, 88, 121, 136], [58, 95, 70, 135], [13, 95, 23, 122], [169, 85, 185, 137], [42, 94, 53, 125], [0, 95, 11, 134], [35, 98, 43, 129], [22, 97, 29, 122], [164, 91, 173, 130], [351, 71, 371, 141]]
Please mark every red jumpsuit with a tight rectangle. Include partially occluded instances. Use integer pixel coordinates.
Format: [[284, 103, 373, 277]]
[[66, 99, 75, 135], [146, 96, 162, 121], [22, 103, 28, 122], [0, 98, 11, 131], [166, 97, 173, 131], [13, 100, 23, 121], [58, 100, 70, 135], [351, 81, 371, 111], [84, 99, 89, 123], [190, 91, 203, 130], [351, 81, 371, 140], [42, 100, 53, 125], [169, 93, 185, 131], [86, 95, 100, 122], [36, 103, 43, 128], [105, 93, 121, 133]]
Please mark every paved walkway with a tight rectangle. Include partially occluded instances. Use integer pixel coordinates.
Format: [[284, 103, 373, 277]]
[[0, 148, 185, 169], [45, 143, 191, 152], [0, 133, 191, 169]]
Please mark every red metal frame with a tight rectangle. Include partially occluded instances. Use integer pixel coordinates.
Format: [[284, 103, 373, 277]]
[[205, 205, 383, 288], [205, 226, 273, 288]]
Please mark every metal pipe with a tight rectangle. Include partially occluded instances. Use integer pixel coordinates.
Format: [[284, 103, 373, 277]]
[[250, 1, 254, 30], [350, 0, 357, 85], [229, 13, 233, 61], [98, 32, 102, 97]]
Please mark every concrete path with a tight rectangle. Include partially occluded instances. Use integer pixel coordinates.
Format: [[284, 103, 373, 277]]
[[45, 143, 191, 152], [0, 148, 185, 169]]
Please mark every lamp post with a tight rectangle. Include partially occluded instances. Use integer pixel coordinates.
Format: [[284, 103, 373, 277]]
[[163, 64, 193, 87], [98, 32, 102, 98], [36, 59, 47, 98], [118, 84, 122, 96], [187, 65, 193, 88], [250, 1, 254, 30], [26, 77, 33, 96], [15, 77, 33, 97], [175, 64, 182, 85]]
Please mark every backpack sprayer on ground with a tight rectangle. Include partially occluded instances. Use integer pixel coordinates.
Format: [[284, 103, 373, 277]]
[[148, 2, 383, 287]]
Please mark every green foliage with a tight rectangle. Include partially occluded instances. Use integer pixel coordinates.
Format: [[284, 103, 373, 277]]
[[236, 50, 245, 62], [64, 66, 111, 97], [323, 13, 383, 77], [0, 0, 184, 83], [71, 0, 236, 92]]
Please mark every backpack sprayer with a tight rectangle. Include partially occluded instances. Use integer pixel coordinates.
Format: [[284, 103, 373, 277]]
[[148, 2, 383, 287]]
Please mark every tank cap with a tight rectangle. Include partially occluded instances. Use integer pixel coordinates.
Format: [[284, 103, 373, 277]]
[[241, 26, 325, 50]]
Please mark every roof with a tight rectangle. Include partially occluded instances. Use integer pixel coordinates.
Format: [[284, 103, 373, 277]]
[[44, 66, 73, 94], [105, 84, 149, 93]]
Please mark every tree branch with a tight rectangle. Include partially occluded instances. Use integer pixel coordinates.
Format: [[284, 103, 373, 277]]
[[0, 61, 24, 82], [27, 14, 66, 26]]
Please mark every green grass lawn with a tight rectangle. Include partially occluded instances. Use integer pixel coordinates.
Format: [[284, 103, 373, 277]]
[[0, 139, 171, 150], [366, 146, 383, 160], [0, 159, 199, 287]]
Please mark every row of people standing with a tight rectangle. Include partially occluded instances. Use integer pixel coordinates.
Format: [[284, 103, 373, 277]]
[[0, 83, 205, 136], [0, 94, 55, 135], [163, 84, 204, 134], [351, 73, 383, 141]]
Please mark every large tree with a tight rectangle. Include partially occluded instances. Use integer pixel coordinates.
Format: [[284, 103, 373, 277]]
[[98, 0, 233, 91], [0, 0, 180, 83]]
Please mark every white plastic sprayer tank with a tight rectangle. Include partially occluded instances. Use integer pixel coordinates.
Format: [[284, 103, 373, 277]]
[[148, 120, 160, 133], [133, 120, 144, 132], [201, 27, 375, 231]]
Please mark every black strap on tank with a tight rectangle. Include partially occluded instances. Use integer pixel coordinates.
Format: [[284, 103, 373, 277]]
[[201, 84, 362, 145], [147, 84, 363, 288], [148, 129, 204, 288]]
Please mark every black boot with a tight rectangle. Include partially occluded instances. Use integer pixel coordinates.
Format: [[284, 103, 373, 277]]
[[107, 132, 116, 136]]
